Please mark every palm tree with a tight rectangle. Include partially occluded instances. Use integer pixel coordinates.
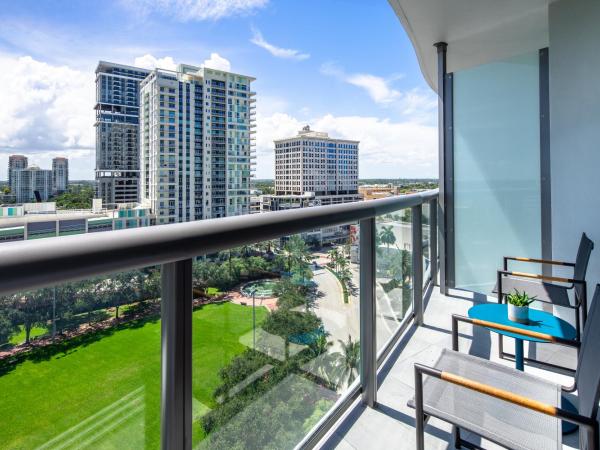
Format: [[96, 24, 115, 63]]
[[334, 335, 360, 387], [379, 225, 396, 254], [328, 248, 340, 271], [283, 235, 310, 273], [310, 333, 332, 357]]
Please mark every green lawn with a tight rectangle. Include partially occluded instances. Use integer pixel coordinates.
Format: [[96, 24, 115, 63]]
[[0, 302, 267, 449], [7, 325, 49, 346]]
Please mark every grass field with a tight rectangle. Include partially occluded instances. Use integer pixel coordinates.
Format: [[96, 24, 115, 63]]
[[0, 302, 267, 449]]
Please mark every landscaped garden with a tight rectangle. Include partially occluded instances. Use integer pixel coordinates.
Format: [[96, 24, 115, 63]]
[[0, 235, 360, 449], [0, 302, 267, 449]]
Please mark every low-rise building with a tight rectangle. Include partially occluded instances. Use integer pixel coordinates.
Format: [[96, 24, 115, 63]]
[[0, 201, 153, 243], [359, 184, 402, 200]]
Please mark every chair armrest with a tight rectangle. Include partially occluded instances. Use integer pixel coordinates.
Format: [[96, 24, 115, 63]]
[[414, 362, 596, 431], [504, 256, 575, 269], [498, 269, 584, 285], [451, 314, 580, 349]]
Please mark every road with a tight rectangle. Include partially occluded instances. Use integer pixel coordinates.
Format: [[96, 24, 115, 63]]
[[311, 256, 411, 353]]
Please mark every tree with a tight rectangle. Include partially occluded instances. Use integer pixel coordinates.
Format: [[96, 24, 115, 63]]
[[12, 289, 53, 344], [95, 273, 136, 319], [309, 333, 332, 357], [52, 185, 94, 209], [0, 297, 19, 345], [141, 269, 161, 301], [379, 225, 396, 254], [333, 335, 360, 387], [282, 235, 310, 273], [262, 309, 321, 360], [328, 248, 340, 271]]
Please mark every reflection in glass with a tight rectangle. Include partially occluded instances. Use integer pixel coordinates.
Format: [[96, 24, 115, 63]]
[[375, 209, 413, 352], [0, 267, 162, 449], [422, 202, 431, 285], [192, 230, 360, 449]]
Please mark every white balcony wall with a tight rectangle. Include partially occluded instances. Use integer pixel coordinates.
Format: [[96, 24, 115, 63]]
[[549, 0, 600, 305]]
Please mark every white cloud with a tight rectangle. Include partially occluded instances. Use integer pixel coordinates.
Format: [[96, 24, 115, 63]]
[[201, 53, 231, 71], [321, 62, 399, 104], [133, 54, 177, 70], [345, 73, 400, 104], [122, 0, 269, 22], [254, 111, 437, 179], [0, 54, 95, 179], [250, 28, 309, 61], [133, 52, 232, 72], [321, 63, 437, 119], [0, 55, 93, 150]]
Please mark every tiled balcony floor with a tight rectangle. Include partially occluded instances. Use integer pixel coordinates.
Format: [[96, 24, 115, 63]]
[[317, 287, 580, 450]]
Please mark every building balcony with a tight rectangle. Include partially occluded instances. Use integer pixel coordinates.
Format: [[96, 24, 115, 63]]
[[2, 0, 600, 449]]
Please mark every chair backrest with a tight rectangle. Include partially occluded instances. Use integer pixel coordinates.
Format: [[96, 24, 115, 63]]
[[574, 233, 594, 301], [576, 284, 600, 449]]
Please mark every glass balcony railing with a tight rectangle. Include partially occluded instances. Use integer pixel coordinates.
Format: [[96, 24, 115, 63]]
[[0, 266, 163, 449], [376, 208, 413, 350], [0, 190, 438, 449], [191, 229, 360, 449]]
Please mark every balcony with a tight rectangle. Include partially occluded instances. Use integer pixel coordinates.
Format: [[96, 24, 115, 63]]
[[0, 190, 441, 449], [315, 287, 580, 450], [2, 0, 599, 449]]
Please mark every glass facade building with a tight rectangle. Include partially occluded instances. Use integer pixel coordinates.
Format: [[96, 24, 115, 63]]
[[95, 61, 151, 208]]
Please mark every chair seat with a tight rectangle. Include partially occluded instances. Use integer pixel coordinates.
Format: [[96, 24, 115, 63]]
[[494, 276, 572, 307], [418, 349, 562, 450]]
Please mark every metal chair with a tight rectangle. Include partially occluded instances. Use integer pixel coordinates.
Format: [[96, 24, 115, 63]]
[[412, 284, 600, 450], [495, 232, 594, 372]]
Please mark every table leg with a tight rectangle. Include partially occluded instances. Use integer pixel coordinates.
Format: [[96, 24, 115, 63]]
[[515, 338, 524, 371]]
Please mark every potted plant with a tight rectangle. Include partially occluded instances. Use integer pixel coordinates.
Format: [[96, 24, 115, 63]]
[[506, 290, 536, 324]]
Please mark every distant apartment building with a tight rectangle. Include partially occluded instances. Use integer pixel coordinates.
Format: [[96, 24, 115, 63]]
[[8, 155, 28, 193], [95, 61, 151, 208], [140, 64, 255, 224], [263, 126, 361, 245], [52, 157, 69, 193], [274, 126, 360, 203], [13, 165, 53, 203]]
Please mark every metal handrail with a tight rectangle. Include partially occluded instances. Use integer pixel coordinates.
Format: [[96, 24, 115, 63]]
[[0, 189, 438, 297]]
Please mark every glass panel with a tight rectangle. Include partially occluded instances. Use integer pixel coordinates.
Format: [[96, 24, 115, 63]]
[[192, 227, 359, 449], [375, 208, 412, 352], [453, 51, 541, 293], [0, 267, 162, 448], [422, 202, 431, 286]]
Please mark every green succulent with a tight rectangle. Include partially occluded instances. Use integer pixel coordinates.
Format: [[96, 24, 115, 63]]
[[506, 289, 536, 307]]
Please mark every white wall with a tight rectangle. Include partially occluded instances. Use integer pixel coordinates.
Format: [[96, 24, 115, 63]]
[[549, 0, 600, 303]]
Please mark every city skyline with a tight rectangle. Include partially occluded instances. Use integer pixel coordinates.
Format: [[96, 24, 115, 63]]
[[0, 0, 437, 181]]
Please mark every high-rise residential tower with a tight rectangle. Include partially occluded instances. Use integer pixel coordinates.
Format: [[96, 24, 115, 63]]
[[14, 165, 53, 203], [8, 155, 28, 193], [52, 157, 69, 193], [274, 125, 360, 203], [139, 64, 255, 224], [95, 61, 151, 208]]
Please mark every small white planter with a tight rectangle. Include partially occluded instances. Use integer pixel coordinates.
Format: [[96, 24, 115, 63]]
[[508, 303, 529, 324]]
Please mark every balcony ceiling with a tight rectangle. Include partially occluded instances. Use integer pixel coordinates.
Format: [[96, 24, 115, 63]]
[[388, 0, 552, 91]]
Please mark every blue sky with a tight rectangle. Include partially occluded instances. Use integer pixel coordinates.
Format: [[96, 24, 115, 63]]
[[0, 0, 437, 180]]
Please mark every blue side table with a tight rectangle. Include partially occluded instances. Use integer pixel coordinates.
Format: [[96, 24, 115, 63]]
[[468, 303, 578, 434]]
